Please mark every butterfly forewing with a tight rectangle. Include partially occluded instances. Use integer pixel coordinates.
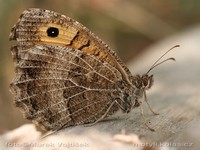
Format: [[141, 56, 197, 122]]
[[10, 8, 133, 82]]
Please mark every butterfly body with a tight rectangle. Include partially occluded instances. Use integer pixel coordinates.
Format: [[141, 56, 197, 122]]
[[10, 8, 155, 131]]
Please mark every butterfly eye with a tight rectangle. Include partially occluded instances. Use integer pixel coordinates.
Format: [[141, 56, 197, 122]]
[[47, 27, 59, 37]]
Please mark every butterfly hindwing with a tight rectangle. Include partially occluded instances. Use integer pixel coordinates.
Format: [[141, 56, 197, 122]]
[[10, 44, 126, 130]]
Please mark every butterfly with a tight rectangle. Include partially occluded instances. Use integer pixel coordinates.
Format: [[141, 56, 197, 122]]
[[9, 8, 178, 131]]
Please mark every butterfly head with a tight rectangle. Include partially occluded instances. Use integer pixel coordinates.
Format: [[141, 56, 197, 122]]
[[135, 74, 154, 90]]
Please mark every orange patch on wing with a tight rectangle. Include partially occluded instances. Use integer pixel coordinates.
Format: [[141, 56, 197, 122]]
[[38, 23, 78, 45]]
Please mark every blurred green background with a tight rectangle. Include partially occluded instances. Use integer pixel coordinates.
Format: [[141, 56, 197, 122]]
[[1, 0, 200, 133]]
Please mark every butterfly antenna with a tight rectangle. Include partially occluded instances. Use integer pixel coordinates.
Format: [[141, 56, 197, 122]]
[[146, 45, 180, 74]]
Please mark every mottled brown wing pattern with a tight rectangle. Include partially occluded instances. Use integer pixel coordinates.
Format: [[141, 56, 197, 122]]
[[9, 8, 134, 130], [11, 45, 126, 130]]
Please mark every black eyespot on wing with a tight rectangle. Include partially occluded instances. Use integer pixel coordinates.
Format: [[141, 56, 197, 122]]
[[47, 27, 59, 37]]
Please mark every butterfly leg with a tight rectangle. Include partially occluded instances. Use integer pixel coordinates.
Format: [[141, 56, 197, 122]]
[[85, 100, 117, 127], [143, 89, 159, 115], [138, 99, 155, 131]]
